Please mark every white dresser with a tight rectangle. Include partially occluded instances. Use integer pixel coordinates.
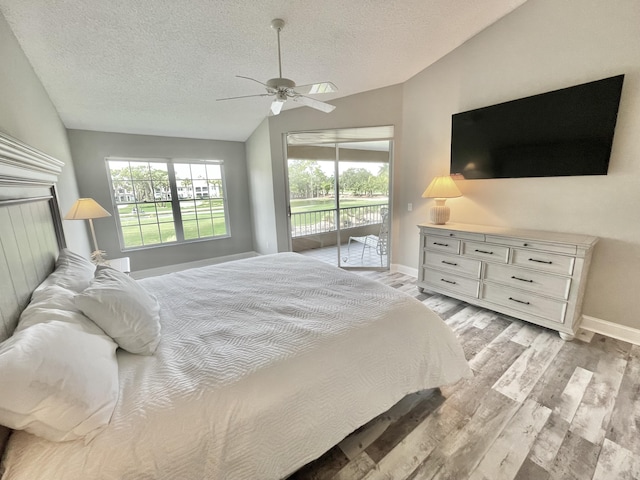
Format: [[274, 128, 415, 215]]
[[417, 223, 598, 340]]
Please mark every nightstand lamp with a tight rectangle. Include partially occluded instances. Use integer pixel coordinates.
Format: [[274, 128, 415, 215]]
[[422, 176, 462, 225], [64, 198, 111, 253]]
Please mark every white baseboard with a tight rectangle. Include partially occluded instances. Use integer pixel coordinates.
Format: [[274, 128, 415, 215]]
[[132, 251, 259, 279], [580, 315, 640, 346], [392, 263, 418, 277]]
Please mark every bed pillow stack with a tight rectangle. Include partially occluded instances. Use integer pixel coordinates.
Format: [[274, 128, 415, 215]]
[[0, 249, 161, 444], [0, 249, 118, 443]]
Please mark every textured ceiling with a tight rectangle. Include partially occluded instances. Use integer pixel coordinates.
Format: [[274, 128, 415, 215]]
[[0, 0, 526, 142]]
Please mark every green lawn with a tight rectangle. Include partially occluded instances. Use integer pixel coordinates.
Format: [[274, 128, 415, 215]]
[[118, 199, 227, 248]]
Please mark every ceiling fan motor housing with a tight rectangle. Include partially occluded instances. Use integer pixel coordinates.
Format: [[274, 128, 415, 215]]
[[267, 78, 296, 91]]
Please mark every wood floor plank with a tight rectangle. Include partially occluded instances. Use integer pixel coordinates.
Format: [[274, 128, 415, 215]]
[[528, 413, 570, 472], [510, 323, 541, 347], [527, 338, 600, 411], [569, 354, 627, 445], [468, 399, 551, 480], [410, 390, 520, 480], [361, 403, 468, 480], [467, 321, 526, 372], [547, 430, 600, 480], [457, 316, 511, 363], [339, 389, 439, 460], [513, 459, 550, 480], [606, 344, 640, 456], [592, 438, 640, 480], [554, 367, 593, 423], [332, 452, 376, 480], [492, 331, 564, 403], [364, 390, 445, 463], [442, 340, 526, 418]]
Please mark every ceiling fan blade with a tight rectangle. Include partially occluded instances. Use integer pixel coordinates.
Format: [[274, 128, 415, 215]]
[[292, 95, 336, 113], [217, 93, 273, 101], [271, 98, 285, 115], [236, 75, 269, 87], [294, 82, 338, 95]]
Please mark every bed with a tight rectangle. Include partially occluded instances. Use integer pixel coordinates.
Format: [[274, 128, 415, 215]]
[[0, 131, 471, 480]]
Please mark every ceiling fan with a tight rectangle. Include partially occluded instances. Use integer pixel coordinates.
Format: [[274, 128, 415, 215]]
[[217, 18, 337, 115]]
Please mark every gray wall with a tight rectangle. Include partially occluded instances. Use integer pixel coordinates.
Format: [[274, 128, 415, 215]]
[[68, 129, 253, 271], [398, 0, 640, 328], [0, 12, 90, 255]]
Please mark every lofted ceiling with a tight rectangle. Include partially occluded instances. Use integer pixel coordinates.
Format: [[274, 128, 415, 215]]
[[0, 0, 526, 142]]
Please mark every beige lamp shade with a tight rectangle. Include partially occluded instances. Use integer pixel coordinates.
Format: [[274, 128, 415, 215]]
[[64, 198, 111, 220], [64, 198, 111, 253], [421, 176, 462, 225]]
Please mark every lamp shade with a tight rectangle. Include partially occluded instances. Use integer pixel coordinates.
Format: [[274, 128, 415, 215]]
[[64, 198, 111, 220], [421, 176, 462, 199]]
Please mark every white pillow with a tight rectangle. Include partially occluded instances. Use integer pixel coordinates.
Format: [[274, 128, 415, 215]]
[[0, 321, 119, 442], [75, 267, 161, 355], [17, 285, 106, 336], [36, 248, 96, 293]]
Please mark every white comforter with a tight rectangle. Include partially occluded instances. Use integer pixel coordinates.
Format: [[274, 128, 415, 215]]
[[3, 253, 471, 480]]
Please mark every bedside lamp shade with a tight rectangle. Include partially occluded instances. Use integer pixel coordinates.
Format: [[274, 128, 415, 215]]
[[64, 198, 111, 252], [421, 176, 462, 225]]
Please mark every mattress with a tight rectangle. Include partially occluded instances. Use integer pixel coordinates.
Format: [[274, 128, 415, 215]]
[[2, 253, 471, 480]]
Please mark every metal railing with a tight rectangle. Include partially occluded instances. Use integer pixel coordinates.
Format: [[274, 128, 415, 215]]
[[291, 203, 388, 238]]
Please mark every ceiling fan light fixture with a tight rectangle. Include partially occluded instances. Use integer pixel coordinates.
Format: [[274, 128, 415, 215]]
[[271, 99, 285, 115]]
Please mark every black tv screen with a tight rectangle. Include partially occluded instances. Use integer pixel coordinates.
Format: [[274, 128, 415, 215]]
[[450, 74, 624, 179]]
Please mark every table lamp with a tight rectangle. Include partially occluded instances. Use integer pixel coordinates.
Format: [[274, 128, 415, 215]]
[[421, 176, 462, 225], [64, 198, 111, 252]]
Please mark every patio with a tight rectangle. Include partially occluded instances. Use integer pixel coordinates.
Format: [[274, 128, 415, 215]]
[[298, 242, 388, 268]]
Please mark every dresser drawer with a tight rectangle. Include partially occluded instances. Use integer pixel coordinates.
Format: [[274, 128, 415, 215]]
[[482, 284, 567, 324], [422, 228, 485, 242], [511, 249, 575, 276], [484, 263, 571, 300], [423, 270, 480, 298], [424, 252, 482, 278], [424, 235, 461, 254], [462, 241, 510, 263], [485, 236, 577, 255]]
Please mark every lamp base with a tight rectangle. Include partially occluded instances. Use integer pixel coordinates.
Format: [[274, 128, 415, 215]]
[[429, 199, 450, 224]]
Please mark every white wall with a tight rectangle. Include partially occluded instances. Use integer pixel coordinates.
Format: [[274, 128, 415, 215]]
[[398, 0, 640, 328], [68, 129, 253, 271], [245, 118, 278, 254], [0, 12, 90, 254]]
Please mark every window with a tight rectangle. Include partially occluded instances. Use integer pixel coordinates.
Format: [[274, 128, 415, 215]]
[[106, 158, 229, 250]]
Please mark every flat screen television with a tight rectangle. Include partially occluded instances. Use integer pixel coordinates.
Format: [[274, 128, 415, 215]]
[[450, 74, 624, 179]]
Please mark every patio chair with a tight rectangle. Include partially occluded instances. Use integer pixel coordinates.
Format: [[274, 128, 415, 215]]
[[348, 210, 389, 266]]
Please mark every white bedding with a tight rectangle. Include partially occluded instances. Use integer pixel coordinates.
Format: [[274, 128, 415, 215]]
[[2, 253, 471, 480]]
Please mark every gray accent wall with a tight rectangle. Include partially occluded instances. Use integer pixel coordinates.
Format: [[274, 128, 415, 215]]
[[68, 130, 253, 271], [0, 12, 90, 255]]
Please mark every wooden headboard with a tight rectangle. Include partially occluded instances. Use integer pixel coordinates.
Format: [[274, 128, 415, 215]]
[[0, 131, 66, 461]]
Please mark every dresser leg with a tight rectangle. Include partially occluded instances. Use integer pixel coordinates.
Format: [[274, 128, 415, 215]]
[[417, 286, 425, 293], [559, 332, 575, 341]]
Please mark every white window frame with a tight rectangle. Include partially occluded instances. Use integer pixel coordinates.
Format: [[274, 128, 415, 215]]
[[105, 157, 231, 251]]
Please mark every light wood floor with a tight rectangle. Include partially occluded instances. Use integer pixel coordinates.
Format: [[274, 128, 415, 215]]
[[289, 270, 640, 480]]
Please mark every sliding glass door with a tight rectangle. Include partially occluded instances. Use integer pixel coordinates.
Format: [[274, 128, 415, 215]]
[[286, 126, 393, 270]]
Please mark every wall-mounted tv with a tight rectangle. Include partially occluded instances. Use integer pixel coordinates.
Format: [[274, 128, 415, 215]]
[[450, 74, 624, 179]]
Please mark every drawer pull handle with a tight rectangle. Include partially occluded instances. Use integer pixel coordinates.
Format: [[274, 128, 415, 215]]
[[529, 258, 552, 265], [442, 261, 458, 266], [523, 243, 530, 247], [509, 297, 531, 305], [433, 242, 450, 247], [441, 279, 457, 285], [449, 233, 455, 237], [511, 275, 534, 283], [475, 249, 494, 255]]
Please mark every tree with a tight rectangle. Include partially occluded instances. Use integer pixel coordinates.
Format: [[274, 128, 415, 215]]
[[340, 168, 372, 196]]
